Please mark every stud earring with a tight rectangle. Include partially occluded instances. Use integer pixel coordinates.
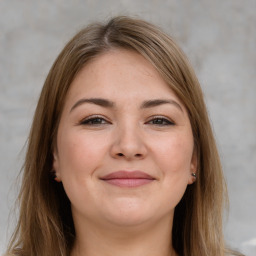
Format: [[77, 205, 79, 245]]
[[191, 172, 197, 180]]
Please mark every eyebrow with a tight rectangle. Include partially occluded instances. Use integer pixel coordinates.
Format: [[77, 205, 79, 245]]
[[70, 98, 115, 112], [140, 99, 183, 112], [70, 97, 183, 113]]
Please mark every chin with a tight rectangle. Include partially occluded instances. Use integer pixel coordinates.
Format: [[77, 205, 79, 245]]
[[104, 213, 152, 228], [100, 199, 161, 227]]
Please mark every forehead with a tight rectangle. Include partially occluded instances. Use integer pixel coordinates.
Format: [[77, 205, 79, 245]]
[[65, 49, 184, 108]]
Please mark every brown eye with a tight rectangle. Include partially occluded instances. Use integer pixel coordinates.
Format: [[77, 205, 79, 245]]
[[80, 116, 110, 125], [147, 117, 174, 126]]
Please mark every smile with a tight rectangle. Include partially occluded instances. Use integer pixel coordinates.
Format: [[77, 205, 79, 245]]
[[100, 170, 155, 188]]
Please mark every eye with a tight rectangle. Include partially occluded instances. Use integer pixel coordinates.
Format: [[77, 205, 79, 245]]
[[146, 116, 174, 126], [80, 115, 110, 126]]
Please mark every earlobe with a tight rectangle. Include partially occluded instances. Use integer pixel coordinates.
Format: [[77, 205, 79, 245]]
[[190, 172, 197, 183], [188, 152, 197, 184], [188, 169, 197, 184], [54, 173, 62, 182], [52, 150, 62, 182]]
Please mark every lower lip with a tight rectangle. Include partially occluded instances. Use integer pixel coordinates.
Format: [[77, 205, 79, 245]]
[[102, 178, 154, 187]]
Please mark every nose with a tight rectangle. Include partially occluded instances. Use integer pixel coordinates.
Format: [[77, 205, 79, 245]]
[[110, 124, 147, 161]]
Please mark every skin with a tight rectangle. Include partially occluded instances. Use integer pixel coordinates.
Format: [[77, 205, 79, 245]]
[[53, 49, 197, 256]]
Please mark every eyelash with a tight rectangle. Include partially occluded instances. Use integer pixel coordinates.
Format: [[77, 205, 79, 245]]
[[146, 116, 175, 126], [79, 115, 175, 126], [80, 115, 110, 125]]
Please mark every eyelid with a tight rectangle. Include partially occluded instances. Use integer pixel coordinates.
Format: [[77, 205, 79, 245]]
[[145, 115, 175, 125], [77, 114, 174, 126], [79, 114, 111, 125]]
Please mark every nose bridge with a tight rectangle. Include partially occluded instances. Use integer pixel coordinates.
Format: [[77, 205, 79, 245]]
[[111, 118, 146, 159]]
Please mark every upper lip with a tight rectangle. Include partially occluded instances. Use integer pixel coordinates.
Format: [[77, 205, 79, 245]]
[[100, 170, 155, 180]]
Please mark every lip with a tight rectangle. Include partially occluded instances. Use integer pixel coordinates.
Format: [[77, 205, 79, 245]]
[[100, 170, 155, 188]]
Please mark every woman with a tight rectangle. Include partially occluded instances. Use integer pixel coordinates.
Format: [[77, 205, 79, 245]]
[[5, 16, 243, 256]]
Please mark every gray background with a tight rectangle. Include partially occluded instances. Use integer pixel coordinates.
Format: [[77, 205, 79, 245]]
[[0, 0, 255, 255]]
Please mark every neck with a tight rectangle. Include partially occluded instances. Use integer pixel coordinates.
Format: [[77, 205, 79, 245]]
[[71, 213, 177, 256]]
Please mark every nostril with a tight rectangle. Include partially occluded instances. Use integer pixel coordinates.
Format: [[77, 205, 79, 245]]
[[116, 153, 143, 157]]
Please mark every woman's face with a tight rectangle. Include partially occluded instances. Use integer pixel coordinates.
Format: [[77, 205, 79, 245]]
[[53, 49, 196, 229]]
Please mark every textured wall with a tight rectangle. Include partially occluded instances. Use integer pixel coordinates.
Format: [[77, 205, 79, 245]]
[[0, 0, 255, 255]]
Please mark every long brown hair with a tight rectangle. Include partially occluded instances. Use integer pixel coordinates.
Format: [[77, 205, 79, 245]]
[[5, 16, 242, 256]]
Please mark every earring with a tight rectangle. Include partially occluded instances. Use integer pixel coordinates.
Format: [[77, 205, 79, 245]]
[[191, 172, 197, 181]]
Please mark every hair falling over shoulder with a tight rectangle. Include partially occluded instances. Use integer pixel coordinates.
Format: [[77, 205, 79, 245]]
[[5, 16, 244, 256]]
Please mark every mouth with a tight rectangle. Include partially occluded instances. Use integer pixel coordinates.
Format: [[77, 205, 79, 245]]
[[99, 170, 155, 188]]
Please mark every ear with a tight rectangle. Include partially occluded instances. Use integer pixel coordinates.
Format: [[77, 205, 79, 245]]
[[52, 148, 62, 182], [188, 150, 197, 185]]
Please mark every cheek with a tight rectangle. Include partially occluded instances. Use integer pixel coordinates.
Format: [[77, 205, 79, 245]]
[[153, 132, 194, 174], [152, 134, 194, 209], [55, 131, 109, 212], [57, 130, 108, 178]]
